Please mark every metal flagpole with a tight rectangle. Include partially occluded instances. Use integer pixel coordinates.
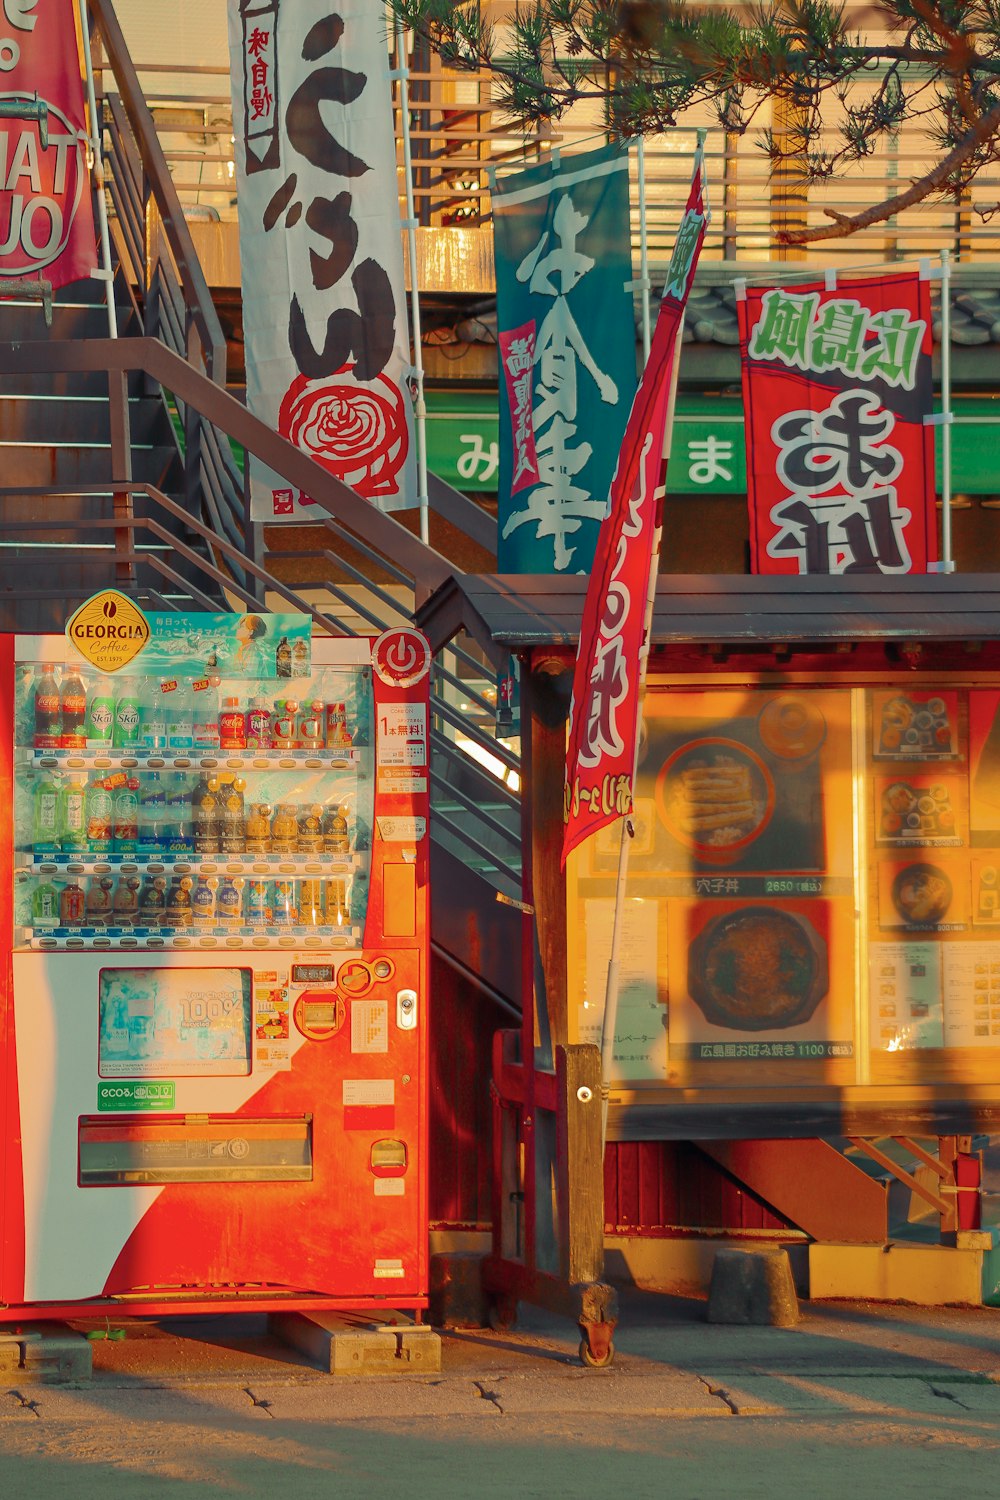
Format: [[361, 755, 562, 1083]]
[[940, 248, 954, 571], [599, 133, 709, 1145], [636, 138, 651, 361], [77, 0, 117, 338], [393, 18, 430, 544]]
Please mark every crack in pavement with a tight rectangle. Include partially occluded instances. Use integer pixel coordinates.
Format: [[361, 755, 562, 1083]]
[[242, 1387, 274, 1417], [698, 1377, 738, 1415], [473, 1380, 504, 1415], [9, 1389, 41, 1417], [928, 1383, 971, 1410]]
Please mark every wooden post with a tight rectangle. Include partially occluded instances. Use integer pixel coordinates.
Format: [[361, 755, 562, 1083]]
[[556, 1044, 604, 1286]]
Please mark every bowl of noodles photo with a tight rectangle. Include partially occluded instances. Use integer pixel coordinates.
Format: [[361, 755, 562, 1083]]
[[891, 863, 953, 926], [655, 738, 775, 863], [688, 907, 829, 1032]]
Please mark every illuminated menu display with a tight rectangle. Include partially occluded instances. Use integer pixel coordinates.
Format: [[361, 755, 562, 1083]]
[[567, 682, 1000, 1092]]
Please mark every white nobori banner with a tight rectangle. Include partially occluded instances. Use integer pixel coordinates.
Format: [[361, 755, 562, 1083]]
[[227, 0, 416, 519]]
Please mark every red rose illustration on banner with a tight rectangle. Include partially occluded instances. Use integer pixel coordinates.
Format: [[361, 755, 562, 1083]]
[[278, 366, 410, 500]]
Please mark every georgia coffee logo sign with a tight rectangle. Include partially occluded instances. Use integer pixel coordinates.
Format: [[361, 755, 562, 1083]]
[[66, 590, 151, 674], [0, 0, 91, 277], [372, 628, 431, 689]]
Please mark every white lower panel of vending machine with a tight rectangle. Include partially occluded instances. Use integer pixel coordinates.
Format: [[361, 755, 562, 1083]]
[[10, 951, 314, 1303]]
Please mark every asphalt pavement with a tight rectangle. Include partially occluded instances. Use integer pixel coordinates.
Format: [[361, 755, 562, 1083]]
[[3, 1290, 1000, 1498]]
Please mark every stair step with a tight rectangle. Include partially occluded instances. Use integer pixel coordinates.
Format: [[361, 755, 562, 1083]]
[[0, 443, 182, 489]]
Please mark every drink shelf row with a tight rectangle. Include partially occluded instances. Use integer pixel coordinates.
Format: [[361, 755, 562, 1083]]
[[21, 926, 362, 951], [17, 853, 361, 877], [22, 748, 363, 772]]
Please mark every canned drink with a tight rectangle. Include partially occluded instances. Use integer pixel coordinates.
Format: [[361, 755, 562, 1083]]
[[298, 878, 324, 927], [272, 879, 297, 926]]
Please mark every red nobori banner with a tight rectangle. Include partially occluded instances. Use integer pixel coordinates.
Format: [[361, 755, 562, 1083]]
[[0, 0, 96, 286], [738, 272, 936, 574], [562, 155, 707, 868]]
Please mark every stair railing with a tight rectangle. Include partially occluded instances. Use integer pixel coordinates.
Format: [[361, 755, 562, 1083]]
[[0, 333, 522, 886]]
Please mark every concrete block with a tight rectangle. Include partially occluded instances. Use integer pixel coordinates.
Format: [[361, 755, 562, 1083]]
[[15, 1326, 92, 1383], [707, 1247, 800, 1327], [429, 1252, 489, 1329], [810, 1241, 983, 1305], [269, 1310, 441, 1375]]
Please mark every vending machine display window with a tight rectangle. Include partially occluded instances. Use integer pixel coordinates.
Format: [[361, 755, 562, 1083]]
[[98, 967, 254, 1078], [11, 638, 376, 950]]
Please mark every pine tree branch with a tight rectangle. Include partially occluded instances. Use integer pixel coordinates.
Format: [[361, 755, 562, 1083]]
[[780, 95, 1000, 241]]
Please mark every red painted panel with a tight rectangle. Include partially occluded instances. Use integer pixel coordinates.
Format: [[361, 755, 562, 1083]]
[[604, 1140, 793, 1234]]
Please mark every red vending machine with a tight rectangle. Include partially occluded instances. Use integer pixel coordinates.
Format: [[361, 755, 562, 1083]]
[[0, 600, 431, 1318]]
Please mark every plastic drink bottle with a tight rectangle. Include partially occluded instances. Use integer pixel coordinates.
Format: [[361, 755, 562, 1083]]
[[247, 697, 273, 750], [166, 875, 193, 928], [112, 876, 140, 927], [138, 773, 165, 854], [322, 807, 350, 856], [58, 777, 87, 852], [32, 772, 60, 852], [219, 697, 247, 750], [113, 679, 142, 749], [85, 678, 115, 749], [141, 681, 168, 750], [221, 777, 246, 855], [166, 772, 192, 852], [192, 677, 221, 751], [60, 879, 85, 926], [85, 774, 113, 854], [216, 876, 243, 926], [86, 877, 114, 927], [192, 875, 217, 926], [296, 804, 322, 855], [138, 875, 166, 924], [60, 669, 88, 750], [192, 775, 222, 855], [111, 777, 140, 854], [31, 881, 59, 929], [276, 637, 292, 677], [33, 664, 61, 749], [291, 637, 309, 676], [273, 701, 298, 749], [168, 681, 194, 750], [297, 701, 324, 750]]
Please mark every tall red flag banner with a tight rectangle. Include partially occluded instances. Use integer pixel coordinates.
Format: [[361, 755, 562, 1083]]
[[0, 0, 97, 287], [562, 157, 707, 869], [738, 272, 936, 574]]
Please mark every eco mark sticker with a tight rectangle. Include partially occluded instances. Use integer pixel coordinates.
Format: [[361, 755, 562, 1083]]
[[98, 1080, 175, 1112], [66, 591, 150, 674]]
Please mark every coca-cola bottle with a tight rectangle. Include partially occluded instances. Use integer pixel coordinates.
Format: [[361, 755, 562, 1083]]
[[33, 663, 61, 750], [60, 668, 88, 750]]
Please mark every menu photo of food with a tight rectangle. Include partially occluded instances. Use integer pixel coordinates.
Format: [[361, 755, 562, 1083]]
[[666, 898, 854, 1059], [656, 738, 774, 859], [971, 857, 1000, 926], [969, 692, 1000, 841], [872, 690, 959, 761], [874, 774, 964, 847], [876, 855, 968, 932], [867, 942, 944, 1050]]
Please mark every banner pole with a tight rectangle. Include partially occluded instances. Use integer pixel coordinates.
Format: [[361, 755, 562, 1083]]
[[598, 314, 687, 1147], [77, 0, 117, 338], [598, 136, 706, 1145], [637, 138, 651, 362], [394, 19, 429, 544], [940, 248, 954, 571]]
